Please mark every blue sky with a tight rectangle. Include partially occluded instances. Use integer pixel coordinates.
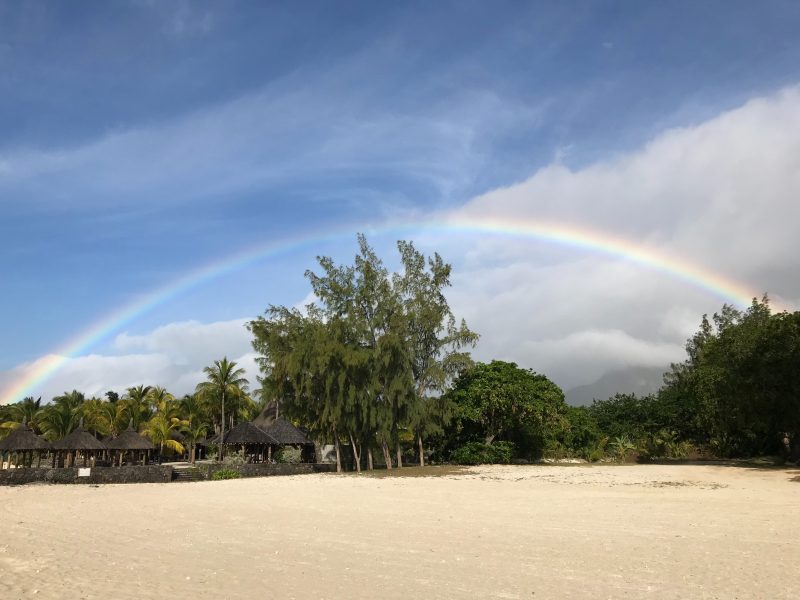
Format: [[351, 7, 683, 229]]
[[2, 1, 800, 400]]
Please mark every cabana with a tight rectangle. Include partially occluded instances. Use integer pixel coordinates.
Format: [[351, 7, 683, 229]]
[[105, 423, 155, 466], [0, 421, 52, 469], [52, 426, 106, 468], [223, 421, 278, 463], [262, 417, 315, 462]]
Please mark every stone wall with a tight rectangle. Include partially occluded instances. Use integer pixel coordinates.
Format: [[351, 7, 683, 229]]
[[0, 462, 335, 486], [206, 462, 335, 479], [0, 465, 173, 486]]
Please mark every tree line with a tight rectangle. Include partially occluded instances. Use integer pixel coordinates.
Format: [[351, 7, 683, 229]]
[[0, 358, 252, 463], [3, 236, 798, 468]]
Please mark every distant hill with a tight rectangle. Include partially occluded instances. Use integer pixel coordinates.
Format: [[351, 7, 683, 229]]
[[565, 365, 667, 406]]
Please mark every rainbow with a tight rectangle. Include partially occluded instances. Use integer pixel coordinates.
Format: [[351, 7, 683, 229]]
[[0, 215, 781, 404]]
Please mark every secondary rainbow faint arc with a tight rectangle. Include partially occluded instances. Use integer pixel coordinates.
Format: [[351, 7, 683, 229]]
[[0, 216, 771, 404]]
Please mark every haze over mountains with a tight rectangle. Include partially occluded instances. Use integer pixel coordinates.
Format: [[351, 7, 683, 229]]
[[565, 366, 667, 407]]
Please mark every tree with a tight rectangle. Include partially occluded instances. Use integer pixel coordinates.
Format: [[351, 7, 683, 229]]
[[249, 235, 477, 472], [195, 357, 249, 461], [8, 397, 42, 432], [179, 393, 209, 464], [121, 385, 153, 431], [143, 415, 186, 462], [445, 361, 567, 459], [39, 390, 85, 441], [660, 296, 800, 458], [147, 386, 177, 418], [251, 305, 350, 472], [395, 240, 478, 466]]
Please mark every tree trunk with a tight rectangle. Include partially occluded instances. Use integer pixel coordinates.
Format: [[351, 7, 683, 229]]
[[381, 441, 392, 469], [349, 433, 361, 473], [396, 441, 403, 468], [485, 433, 496, 445], [191, 444, 196, 464], [219, 389, 226, 462], [367, 447, 374, 470], [418, 433, 425, 467], [334, 433, 342, 473]]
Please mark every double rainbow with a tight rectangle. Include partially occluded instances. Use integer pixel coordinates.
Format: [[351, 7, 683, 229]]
[[0, 215, 777, 404]]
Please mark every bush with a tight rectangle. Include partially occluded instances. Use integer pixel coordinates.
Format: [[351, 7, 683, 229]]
[[451, 441, 515, 465], [640, 429, 695, 460], [608, 435, 637, 462], [275, 446, 302, 464], [222, 449, 246, 467], [211, 468, 241, 481]]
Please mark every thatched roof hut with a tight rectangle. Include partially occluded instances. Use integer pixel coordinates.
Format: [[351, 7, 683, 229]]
[[263, 417, 311, 445], [105, 424, 154, 451], [52, 426, 106, 451], [0, 423, 51, 451], [224, 422, 278, 446]]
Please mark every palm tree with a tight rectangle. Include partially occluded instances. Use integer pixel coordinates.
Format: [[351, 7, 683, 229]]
[[181, 420, 208, 464], [147, 386, 178, 418], [121, 385, 153, 430], [80, 397, 112, 438], [195, 357, 249, 461], [142, 415, 186, 463], [178, 393, 209, 464], [9, 396, 42, 431], [39, 390, 85, 441]]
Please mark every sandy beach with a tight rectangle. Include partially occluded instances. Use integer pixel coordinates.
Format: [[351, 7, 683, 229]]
[[1, 464, 798, 599]]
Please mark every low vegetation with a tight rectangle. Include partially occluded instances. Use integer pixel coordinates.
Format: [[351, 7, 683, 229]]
[[210, 469, 241, 480]]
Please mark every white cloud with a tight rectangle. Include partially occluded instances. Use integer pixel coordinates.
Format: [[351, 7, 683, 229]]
[[435, 86, 800, 388], [114, 319, 252, 366], [0, 319, 261, 403]]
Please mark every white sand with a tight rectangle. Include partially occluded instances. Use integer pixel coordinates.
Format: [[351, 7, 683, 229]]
[[1, 464, 798, 599]]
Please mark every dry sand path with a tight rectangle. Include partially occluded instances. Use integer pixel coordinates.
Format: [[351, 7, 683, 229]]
[[1, 464, 798, 599]]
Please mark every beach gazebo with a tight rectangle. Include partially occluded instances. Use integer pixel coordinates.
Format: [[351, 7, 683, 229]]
[[52, 426, 107, 468], [0, 421, 52, 469], [262, 417, 315, 462], [224, 421, 278, 463], [105, 423, 155, 466]]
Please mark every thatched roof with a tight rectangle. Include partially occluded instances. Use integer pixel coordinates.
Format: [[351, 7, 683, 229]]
[[52, 426, 107, 451], [263, 417, 311, 445], [105, 424, 154, 451], [224, 421, 278, 446], [0, 423, 52, 451]]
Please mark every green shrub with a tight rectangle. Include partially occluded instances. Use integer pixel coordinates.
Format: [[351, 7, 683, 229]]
[[641, 429, 695, 460], [222, 449, 246, 467], [275, 446, 302, 464], [608, 435, 637, 462], [211, 468, 241, 480], [581, 437, 609, 462], [451, 441, 515, 465]]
